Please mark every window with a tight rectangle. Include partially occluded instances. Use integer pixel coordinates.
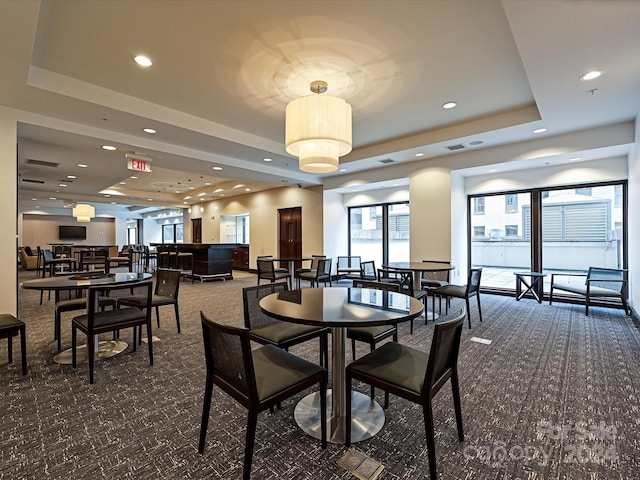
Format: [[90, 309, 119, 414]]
[[505, 194, 518, 213], [473, 197, 485, 214], [473, 226, 486, 237], [505, 225, 518, 236], [615, 185, 622, 207], [575, 187, 592, 196], [162, 223, 183, 243]]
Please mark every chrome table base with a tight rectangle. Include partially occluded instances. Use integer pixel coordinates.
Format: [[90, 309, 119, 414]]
[[53, 340, 128, 365], [294, 389, 385, 444]]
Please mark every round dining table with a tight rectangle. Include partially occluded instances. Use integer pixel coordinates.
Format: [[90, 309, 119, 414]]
[[260, 287, 424, 444], [21, 271, 152, 364]]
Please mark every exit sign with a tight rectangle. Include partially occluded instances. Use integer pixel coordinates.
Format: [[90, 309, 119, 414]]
[[126, 153, 152, 172]]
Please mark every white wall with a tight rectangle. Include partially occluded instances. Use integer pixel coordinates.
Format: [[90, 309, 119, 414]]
[[628, 114, 640, 314], [0, 107, 17, 314], [21, 214, 116, 248]]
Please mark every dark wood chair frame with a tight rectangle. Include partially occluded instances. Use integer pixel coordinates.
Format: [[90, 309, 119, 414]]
[[198, 312, 327, 480], [433, 268, 483, 329], [346, 308, 466, 480], [297, 258, 332, 288], [0, 314, 27, 375]]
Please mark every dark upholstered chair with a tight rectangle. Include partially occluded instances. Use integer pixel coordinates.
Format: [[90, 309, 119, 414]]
[[72, 280, 153, 384], [295, 255, 326, 288], [549, 267, 629, 316], [108, 245, 133, 271], [336, 256, 362, 279], [198, 312, 327, 480], [297, 258, 332, 288], [346, 308, 466, 480], [433, 268, 483, 328], [256, 257, 289, 288], [360, 260, 377, 281], [420, 259, 451, 315], [54, 292, 116, 351], [377, 268, 427, 333], [78, 249, 109, 273], [118, 268, 182, 333], [242, 283, 328, 369], [0, 314, 27, 375]]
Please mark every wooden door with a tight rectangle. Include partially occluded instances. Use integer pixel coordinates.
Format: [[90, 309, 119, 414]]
[[192, 218, 202, 243], [278, 207, 302, 268]]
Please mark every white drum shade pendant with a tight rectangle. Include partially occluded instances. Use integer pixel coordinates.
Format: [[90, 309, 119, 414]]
[[72, 203, 95, 223], [286, 81, 352, 173]]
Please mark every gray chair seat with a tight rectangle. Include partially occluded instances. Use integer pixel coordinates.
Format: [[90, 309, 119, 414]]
[[55, 296, 116, 351], [73, 307, 145, 329], [251, 321, 326, 345], [432, 284, 466, 297], [347, 324, 396, 341], [552, 282, 621, 297], [252, 344, 326, 401]]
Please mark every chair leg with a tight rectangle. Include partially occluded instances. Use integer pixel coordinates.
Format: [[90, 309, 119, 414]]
[[55, 310, 62, 352], [465, 298, 472, 329], [451, 373, 464, 441], [132, 326, 138, 352], [423, 401, 438, 480], [476, 294, 483, 323], [198, 375, 214, 453], [7, 332, 12, 362], [585, 296, 590, 316], [155, 306, 161, 328], [146, 321, 154, 365], [174, 303, 181, 333], [549, 286, 554, 305], [19, 325, 27, 375], [351, 338, 357, 361], [243, 411, 259, 480], [87, 333, 95, 384]]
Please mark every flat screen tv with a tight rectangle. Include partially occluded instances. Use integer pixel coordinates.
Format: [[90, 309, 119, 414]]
[[59, 225, 87, 241]]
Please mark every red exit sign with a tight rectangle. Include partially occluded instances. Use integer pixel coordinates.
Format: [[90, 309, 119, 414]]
[[126, 153, 152, 172]]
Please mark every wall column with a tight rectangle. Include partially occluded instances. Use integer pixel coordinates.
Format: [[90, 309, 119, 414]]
[[0, 107, 18, 314]]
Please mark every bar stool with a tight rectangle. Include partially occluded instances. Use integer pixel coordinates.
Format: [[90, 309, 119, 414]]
[[0, 314, 27, 375]]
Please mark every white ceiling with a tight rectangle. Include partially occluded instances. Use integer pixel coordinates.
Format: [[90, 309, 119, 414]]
[[2, 1, 639, 217]]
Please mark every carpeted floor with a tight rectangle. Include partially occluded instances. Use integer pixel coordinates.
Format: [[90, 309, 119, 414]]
[[2, 268, 640, 479]]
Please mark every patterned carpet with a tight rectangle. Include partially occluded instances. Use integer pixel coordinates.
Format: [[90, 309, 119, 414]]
[[2, 269, 640, 479]]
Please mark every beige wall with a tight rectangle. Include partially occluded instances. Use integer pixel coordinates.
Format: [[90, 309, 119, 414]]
[[21, 215, 116, 249], [184, 185, 324, 269], [0, 107, 17, 314]]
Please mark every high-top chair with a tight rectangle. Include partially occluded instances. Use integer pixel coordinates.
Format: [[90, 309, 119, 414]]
[[346, 308, 466, 480], [242, 283, 328, 369], [198, 312, 327, 480], [433, 268, 483, 328], [71, 280, 154, 384]]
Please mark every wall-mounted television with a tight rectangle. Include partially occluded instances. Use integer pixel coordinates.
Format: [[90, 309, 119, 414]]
[[59, 225, 87, 240]]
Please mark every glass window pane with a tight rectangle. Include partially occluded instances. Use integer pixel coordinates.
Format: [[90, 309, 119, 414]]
[[175, 224, 183, 243], [350, 206, 383, 268], [388, 202, 410, 262]]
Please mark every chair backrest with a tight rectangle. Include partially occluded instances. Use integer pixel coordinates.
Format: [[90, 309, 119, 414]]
[[201, 311, 256, 403], [421, 259, 451, 283], [155, 268, 182, 299], [352, 279, 401, 292], [256, 258, 275, 278], [42, 249, 54, 262], [86, 279, 153, 330], [337, 256, 361, 269], [466, 268, 483, 296], [423, 308, 465, 399], [378, 268, 416, 295], [360, 260, 377, 280], [317, 258, 332, 279], [23, 246, 34, 256], [310, 255, 326, 270], [586, 267, 627, 293], [243, 283, 288, 330]]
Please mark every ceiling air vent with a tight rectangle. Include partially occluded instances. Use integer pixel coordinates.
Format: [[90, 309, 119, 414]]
[[446, 144, 465, 151], [21, 178, 45, 184], [379, 158, 395, 164], [26, 159, 60, 168]]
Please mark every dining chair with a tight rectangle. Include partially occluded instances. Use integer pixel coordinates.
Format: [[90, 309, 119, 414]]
[[295, 254, 326, 288], [359, 260, 377, 281], [420, 260, 451, 316], [54, 291, 116, 351], [256, 257, 290, 288], [0, 314, 27, 375], [346, 308, 466, 480], [242, 283, 329, 369], [118, 268, 182, 333], [198, 311, 327, 480], [71, 279, 153, 384], [297, 258, 332, 288], [377, 268, 427, 333], [433, 268, 483, 328]]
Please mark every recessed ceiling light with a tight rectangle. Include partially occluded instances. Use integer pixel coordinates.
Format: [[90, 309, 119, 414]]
[[569, 157, 581, 162], [414, 153, 424, 157], [130, 176, 138, 179], [78, 164, 88, 168], [49, 197, 56, 200], [183, 201, 188, 205], [579, 70, 603, 81], [104, 194, 111, 197], [245, 188, 251, 192], [31, 197, 37, 201], [339, 168, 347, 172], [442, 101, 457, 109], [59, 183, 67, 187], [212, 166, 223, 171], [102, 145, 117, 151], [134, 55, 153, 67], [469, 140, 484, 146], [533, 128, 547, 134], [143, 128, 157, 134], [233, 184, 245, 189], [198, 192, 206, 197], [263, 158, 272, 162], [184, 195, 192, 200], [110, 201, 117, 205], [67, 175, 76, 179], [488, 169, 498, 173], [204, 182, 211, 186], [213, 189, 224, 193]]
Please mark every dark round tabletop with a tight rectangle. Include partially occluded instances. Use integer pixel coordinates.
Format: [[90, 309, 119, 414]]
[[259, 287, 424, 328], [21, 272, 152, 291], [383, 261, 455, 272]]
